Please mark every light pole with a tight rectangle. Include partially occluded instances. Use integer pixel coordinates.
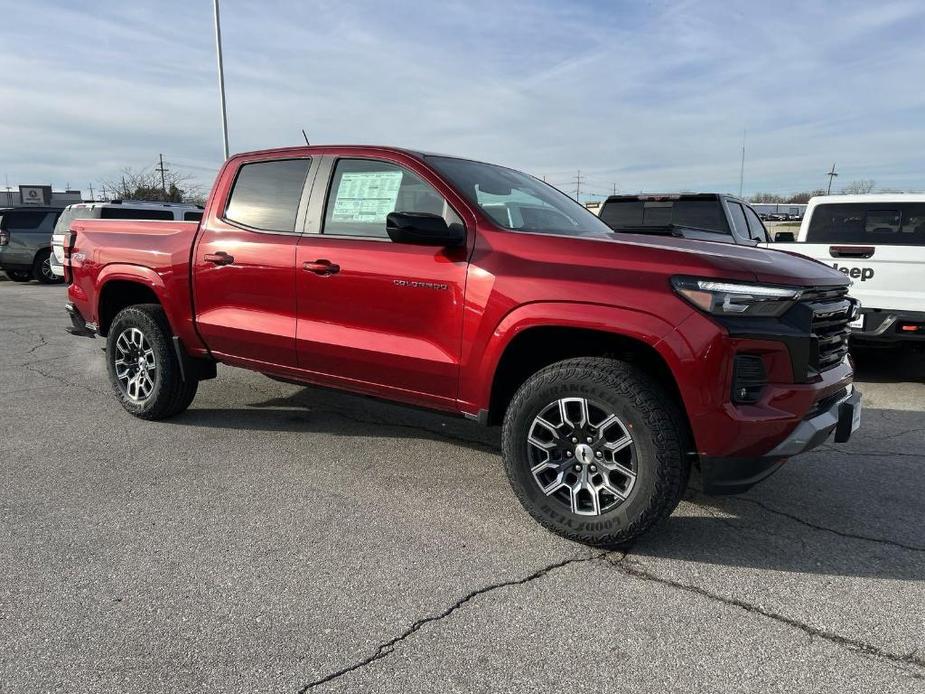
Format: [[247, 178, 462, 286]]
[[825, 163, 838, 195], [213, 0, 230, 160]]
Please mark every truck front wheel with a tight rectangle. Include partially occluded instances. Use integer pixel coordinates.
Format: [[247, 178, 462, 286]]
[[502, 357, 689, 547], [106, 304, 198, 420]]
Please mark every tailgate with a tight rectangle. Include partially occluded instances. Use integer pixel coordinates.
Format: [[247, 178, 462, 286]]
[[773, 242, 924, 312]]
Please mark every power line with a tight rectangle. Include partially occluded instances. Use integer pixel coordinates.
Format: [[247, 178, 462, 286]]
[[156, 154, 169, 195], [572, 169, 586, 201], [825, 162, 838, 195]]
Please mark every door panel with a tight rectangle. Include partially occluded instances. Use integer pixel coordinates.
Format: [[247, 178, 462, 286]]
[[295, 237, 468, 401], [193, 228, 300, 366], [294, 155, 469, 404], [191, 156, 316, 366]]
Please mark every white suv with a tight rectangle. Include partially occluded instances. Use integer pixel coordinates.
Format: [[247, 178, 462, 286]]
[[770, 194, 925, 344], [50, 200, 203, 277]]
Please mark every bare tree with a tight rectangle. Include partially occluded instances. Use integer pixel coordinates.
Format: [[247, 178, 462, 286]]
[[749, 193, 786, 203], [841, 179, 876, 195], [99, 162, 206, 205], [787, 189, 828, 204]]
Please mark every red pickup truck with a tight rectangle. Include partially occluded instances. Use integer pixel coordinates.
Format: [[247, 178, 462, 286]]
[[61, 145, 861, 546]]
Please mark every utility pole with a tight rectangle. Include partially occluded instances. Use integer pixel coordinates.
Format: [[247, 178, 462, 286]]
[[213, 0, 230, 160], [573, 169, 586, 202], [825, 163, 838, 195], [612, 183, 618, 196], [89, 183, 94, 202], [156, 154, 169, 195], [738, 130, 746, 197]]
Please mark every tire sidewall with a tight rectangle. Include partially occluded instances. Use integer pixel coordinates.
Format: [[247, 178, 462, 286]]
[[33, 250, 60, 284], [503, 364, 678, 545], [106, 307, 176, 417]]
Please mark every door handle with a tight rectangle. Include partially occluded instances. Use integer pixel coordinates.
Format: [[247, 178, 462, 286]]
[[303, 259, 340, 276], [829, 245, 875, 259], [204, 251, 235, 265]]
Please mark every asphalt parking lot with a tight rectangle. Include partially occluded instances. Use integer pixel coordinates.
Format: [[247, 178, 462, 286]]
[[1, 281, 923, 693]]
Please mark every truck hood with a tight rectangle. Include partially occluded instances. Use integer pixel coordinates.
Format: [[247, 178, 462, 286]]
[[606, 233, 849, 286]]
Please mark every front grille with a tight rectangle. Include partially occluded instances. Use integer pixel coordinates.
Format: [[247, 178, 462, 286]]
[[801, 286, 852, 375]]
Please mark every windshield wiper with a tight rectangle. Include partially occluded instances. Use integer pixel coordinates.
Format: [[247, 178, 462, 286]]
[[610, 223, 724, 238]]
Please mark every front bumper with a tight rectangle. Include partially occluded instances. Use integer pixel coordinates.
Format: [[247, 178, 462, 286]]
[[852, 308, 925, 342], [701, 385, 861, 494]]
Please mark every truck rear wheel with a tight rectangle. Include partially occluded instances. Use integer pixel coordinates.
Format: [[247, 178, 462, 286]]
[[502, 357, 689, 547], [106, 304, 198, 420]]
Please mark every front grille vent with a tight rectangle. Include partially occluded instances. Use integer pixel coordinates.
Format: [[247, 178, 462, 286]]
[[801, 286, 852, 375]]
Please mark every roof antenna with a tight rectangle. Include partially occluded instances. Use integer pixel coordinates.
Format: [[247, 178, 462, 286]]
[[301, 129, 310, 145]]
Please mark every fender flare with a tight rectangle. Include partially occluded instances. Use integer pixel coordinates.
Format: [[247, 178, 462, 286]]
[[94, 264, 177, 333], [468, 301, 688, 414]]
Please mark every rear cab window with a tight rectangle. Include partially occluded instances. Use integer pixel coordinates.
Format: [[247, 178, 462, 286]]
[[807, 203, 925, 245], [600, 198, 730, 234]]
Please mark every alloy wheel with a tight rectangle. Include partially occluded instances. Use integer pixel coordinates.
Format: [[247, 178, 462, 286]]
[[114, 328, 157, 402], [526, 397, 637, 516]]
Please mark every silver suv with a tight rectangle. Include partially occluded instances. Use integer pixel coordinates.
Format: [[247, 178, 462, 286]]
[[0, 206, 64, 283]]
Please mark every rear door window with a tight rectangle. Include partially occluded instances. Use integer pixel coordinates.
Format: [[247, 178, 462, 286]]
[[224, 158, 311, 232], [726, 202, 750, 241], [183, 211, 203, 222], [2, 210, 56, 232], [743, 205, 769, 242], [807, 203, 925, 245]]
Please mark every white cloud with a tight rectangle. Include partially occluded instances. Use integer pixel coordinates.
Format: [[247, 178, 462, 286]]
[[1, 0, 923, 197]]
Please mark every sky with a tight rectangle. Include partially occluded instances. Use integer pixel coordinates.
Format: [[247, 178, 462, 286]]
[[1, 0, 924, 201]]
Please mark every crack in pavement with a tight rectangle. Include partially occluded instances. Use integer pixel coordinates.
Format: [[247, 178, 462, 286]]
[[606, 554, 925, 679], [295, 552, 606, 692], [22, 361, 108, 398], [818, 443, 924, 460], [689, 487, 925, 553]]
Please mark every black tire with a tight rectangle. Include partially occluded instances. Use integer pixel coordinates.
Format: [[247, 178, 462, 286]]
[[5, 270, 31, 282], [32, 249, 62, 284], [106, 304, 198, 420], [502, 357, 689, 547]]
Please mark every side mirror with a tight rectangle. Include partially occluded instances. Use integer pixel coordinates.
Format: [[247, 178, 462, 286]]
[[775, 231, 795, 243], [386, 212, 465, 247]]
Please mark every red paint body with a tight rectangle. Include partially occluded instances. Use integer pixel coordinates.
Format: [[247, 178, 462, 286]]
[[67, 145, 853, 462]]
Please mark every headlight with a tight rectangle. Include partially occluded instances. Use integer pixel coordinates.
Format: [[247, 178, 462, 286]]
[[671, 277, 802, 317]]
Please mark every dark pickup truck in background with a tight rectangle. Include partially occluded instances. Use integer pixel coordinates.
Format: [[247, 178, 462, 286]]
[[60, 146, 860, 547], [598, 193, 773, 246]]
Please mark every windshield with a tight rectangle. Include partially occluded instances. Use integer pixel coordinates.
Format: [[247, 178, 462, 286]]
[[427, 156, 615, 237], [54, 206, 97, 233]]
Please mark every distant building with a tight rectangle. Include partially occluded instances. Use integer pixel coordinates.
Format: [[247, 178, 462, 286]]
[[0, 185, 83, 209], [751, 202, 807, 218]]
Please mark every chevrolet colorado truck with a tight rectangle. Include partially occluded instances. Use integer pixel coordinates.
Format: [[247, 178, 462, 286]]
[[61, 146, 861, 546], [766, 194, 925, 344]]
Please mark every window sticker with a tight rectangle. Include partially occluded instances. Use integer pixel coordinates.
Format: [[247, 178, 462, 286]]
[[331, 171, 403, 223]]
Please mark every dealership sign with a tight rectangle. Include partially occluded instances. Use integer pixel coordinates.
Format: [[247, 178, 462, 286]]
[[19, 185, 51, 205]]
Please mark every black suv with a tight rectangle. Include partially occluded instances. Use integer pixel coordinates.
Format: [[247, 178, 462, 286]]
[[597, 193, 770, 246]]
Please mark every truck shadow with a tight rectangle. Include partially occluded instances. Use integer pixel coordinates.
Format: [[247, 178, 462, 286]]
[[176, 384, 924, 581], [851, 343, 925, 383]]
